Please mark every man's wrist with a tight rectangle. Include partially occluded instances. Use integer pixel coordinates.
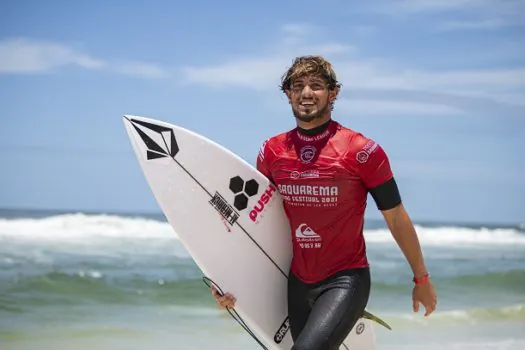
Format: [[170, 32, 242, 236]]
[[413, 272, 430, 285]]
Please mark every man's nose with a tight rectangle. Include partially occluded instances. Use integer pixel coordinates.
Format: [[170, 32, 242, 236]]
[[301, 85, 314, 97]]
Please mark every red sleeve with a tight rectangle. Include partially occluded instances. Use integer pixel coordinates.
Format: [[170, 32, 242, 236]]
[[350, 135, 394, 189], [256, 140, 273, 182]]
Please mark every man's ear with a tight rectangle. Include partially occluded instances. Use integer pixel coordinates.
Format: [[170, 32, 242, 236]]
[[285, 89, 292, 102], [329, 86, 340, 102]]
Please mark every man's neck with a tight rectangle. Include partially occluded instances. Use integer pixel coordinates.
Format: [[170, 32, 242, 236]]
[[297, 116, 332, 137], [296, 114, 332, 130]]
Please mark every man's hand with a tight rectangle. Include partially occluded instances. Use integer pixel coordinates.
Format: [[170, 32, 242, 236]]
[[412, 281, 437, 316], [380, 203, 437, 316], [211, 285, 236, 309]]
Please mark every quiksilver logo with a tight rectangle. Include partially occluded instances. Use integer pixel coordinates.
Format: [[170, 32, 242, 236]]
[[295, 224, 320, 238]]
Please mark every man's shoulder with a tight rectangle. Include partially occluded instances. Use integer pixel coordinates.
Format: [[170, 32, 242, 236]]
[[333, 121, 383, 166], [257, 129, 293, 161], [334, 122, 376, 151], [259, 128, 294, 151], [266, 128, 293, 144]]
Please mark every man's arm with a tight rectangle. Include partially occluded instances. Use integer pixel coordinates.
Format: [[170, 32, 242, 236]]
[[383, 203, 437, 316], [351, 137, 428, 278], [354, 136, 437, 315], [381, 203, 428, 278]]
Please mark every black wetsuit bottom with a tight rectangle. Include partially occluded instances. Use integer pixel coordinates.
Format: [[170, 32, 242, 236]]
[[287, 267, 371, 350]]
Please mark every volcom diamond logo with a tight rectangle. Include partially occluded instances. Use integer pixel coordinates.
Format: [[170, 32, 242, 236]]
[[130, 118, 179, 160]]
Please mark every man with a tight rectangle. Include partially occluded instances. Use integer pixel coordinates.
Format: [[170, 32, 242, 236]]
[[212, 55, 437, 349]]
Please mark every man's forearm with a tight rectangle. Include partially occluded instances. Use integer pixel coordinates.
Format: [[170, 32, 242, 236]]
[[382, 205, 428, 278]]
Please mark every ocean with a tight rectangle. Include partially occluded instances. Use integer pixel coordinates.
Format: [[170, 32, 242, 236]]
[[0, 208, 524, 350]]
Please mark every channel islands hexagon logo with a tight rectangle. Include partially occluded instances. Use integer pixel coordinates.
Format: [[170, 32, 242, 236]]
[[229, 176, 259, 211]]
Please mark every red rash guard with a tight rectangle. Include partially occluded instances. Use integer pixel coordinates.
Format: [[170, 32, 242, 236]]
[[256, 120, 394, 283]]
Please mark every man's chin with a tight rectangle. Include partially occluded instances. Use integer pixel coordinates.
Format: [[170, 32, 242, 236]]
[[296, 116, 315, 123], [293, 110, 321, 123]]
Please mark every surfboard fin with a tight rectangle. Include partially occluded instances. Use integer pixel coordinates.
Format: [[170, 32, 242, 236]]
[[363, 310, 392, 330]]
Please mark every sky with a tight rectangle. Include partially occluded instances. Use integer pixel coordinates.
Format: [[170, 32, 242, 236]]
[[0, 0, 524, 225]]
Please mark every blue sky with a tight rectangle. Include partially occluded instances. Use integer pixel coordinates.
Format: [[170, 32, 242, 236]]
[[1, 0, 524, 224]]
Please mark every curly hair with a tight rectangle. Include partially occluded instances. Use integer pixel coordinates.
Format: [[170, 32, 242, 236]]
[[279, 55, 342, 92]]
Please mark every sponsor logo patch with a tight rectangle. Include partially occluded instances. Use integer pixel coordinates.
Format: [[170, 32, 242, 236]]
[[356, 140, 378, 164], [249, 184, 277, 223], [274, 317, 290, 344], [299, 145, 317, 164], [229, 176, 260, 211]]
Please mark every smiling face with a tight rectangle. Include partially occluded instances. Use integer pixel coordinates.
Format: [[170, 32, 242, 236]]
[[280, 56, 341, 128], [287, 74, 335, 124]]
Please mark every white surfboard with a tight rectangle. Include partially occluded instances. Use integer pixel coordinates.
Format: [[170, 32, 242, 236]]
[[123, 115, 387, 350]]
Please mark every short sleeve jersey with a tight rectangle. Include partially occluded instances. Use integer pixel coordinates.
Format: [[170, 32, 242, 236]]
[[257, 120, 394, 283]]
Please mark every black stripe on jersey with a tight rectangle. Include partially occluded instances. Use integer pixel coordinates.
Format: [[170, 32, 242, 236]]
[[369, 177, 402, 211]]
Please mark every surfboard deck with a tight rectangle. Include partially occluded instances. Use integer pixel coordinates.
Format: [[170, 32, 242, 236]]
[[123, 114, 380, 349]]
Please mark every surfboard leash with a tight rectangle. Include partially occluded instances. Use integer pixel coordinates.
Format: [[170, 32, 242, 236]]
[[202, 276, 269, 350]]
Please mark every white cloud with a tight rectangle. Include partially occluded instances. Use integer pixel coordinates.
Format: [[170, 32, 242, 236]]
[[379, 0, 492, 14], [179, 23, 525, 92], [181, 57, 287, 90], [180, 26, 354, 90], [337, 99, 466, 117], [340, 89, 525, 118], [395, 159, 524, 185], [0, 37, 169, 79], [2, 25, 522, 118], [437, 19, 511, 31], [375, 0, 524, 16], [0, 37, 105, 73], [282, 23, 317, 37], [180, 41, 525, 94], [339, 66, 525, 91], [113, 61, 169, 79], [368, 0, 525, 30], [178, 23, 524, 118], [423, 68, 525, 89]]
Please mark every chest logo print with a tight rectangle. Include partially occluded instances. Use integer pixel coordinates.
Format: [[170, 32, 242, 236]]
[[299, 145, 316, 163]]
